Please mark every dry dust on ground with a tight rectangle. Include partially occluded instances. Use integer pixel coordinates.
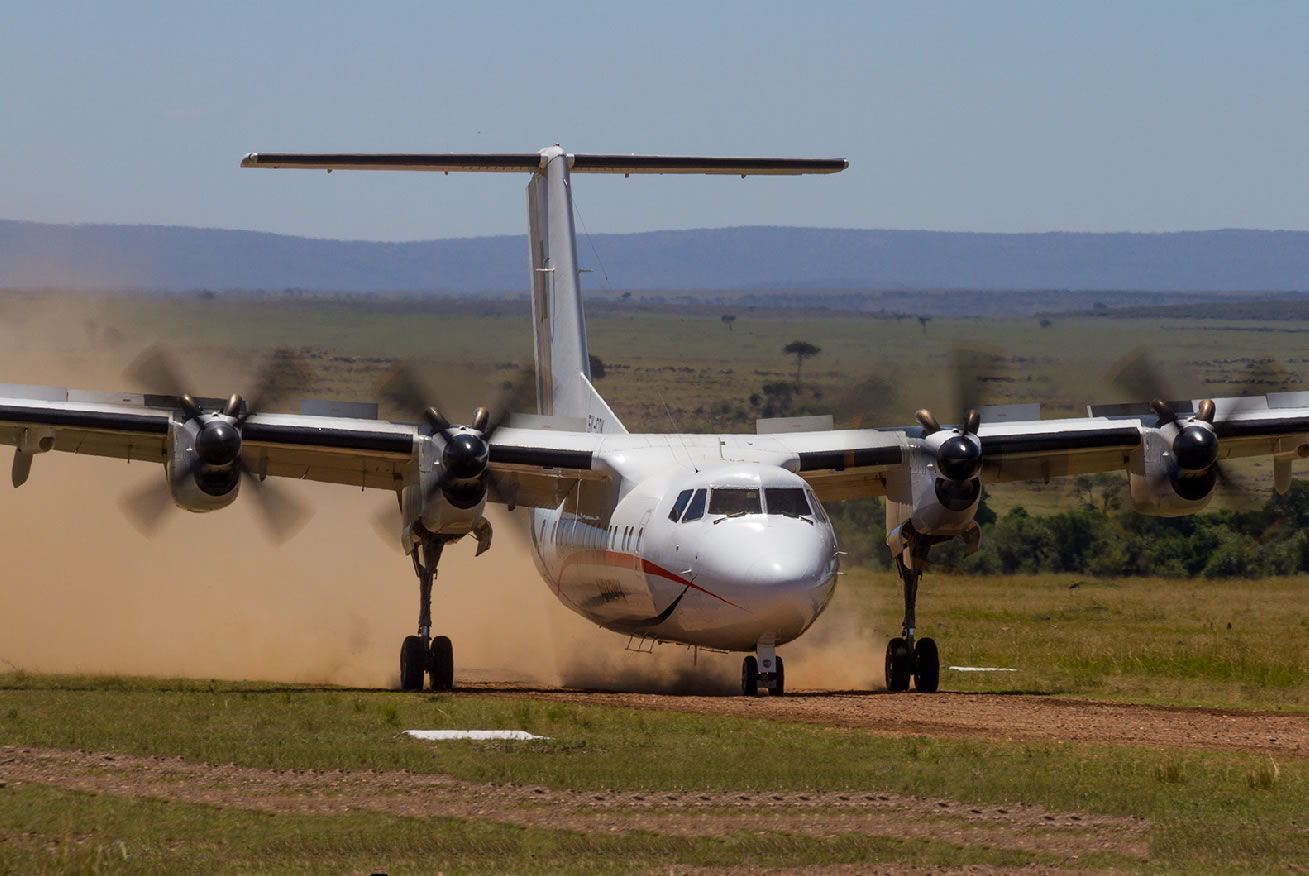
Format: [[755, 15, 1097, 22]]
[[475, 685, 1309, 759], [0, 744, 1148, 863]]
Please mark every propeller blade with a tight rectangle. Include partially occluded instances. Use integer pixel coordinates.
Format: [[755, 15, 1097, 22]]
[[123, 343, 193, 398], [481, 364, 536, 439], [242, 347, 314, 421], [948, 341, 1005, 424], [119, 474, 177, 537], [370, 496, 406, 553], [238, 463, 312, 544], [376, 361, 456, 441], [1106, 346, 1172, 412]]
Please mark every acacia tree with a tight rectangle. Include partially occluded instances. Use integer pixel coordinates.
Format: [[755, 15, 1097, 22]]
[[721, 313, 737, 332], [783, 340, 821, 387]]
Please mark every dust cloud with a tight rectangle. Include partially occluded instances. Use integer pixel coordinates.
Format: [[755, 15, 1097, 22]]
[[0, 311, 890, 693]]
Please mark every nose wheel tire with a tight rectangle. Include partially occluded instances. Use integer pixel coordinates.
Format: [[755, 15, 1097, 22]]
[[913, 637, 939, 693], [741, 655, 759, 696], [400, 635, 427, 691], [429, 635, 454, 691], [885, 637, 912, 692], [773, 655, 786, 697]]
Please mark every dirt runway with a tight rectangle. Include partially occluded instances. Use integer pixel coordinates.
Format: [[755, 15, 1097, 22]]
[[470, 684, 1309, 759]]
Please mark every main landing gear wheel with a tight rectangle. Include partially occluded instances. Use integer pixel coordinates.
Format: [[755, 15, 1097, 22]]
[[885, 637, 912, 692], [741, 655, 759, 696], [885, 544, 943, 693], [400, 635, 426, 691], [398, 529, 456, 692], [913, 637, 940, 693], [429, 635, 454, 691]]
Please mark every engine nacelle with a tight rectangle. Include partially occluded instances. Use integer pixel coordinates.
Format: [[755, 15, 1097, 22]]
[[1128, 423, 1216, 516], [402, 432, 488, 541], [885, 432, 983, 563], [165, 417, 241, 513]]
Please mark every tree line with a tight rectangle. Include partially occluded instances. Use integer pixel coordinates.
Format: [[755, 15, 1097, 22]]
[[826, 478, 1309, 578]]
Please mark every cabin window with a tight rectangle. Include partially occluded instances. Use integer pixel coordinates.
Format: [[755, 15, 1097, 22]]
[[764, 487, 812, 517], [708, 488, 762, 517], [682, 488, 708, 522], [668, 489, 693, 521]]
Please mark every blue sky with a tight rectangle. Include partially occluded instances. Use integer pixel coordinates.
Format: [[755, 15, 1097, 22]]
[[3, 1, 1307, 240]]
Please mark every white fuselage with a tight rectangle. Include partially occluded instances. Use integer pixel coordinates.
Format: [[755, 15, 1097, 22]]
[[525, 437, 840, 651]]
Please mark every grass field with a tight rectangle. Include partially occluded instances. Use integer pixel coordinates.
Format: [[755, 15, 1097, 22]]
[[2, 568, 1306, 873], [0, 671, 1305, 874], [1, 291, 1308, 873]]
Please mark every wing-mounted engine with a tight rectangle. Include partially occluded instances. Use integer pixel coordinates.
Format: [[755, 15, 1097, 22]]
[[120, 346, 311, 541], [885, 408, 984, 566], [1129, 399, 1220, 516], [165, 395, 244, 513], [401, 407, 494, 545]]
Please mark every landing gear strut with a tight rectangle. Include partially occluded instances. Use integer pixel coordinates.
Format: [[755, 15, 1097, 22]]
[[886, 542, 940, 693], [741, 636, 785, 697], [400, 527, 455, 691]]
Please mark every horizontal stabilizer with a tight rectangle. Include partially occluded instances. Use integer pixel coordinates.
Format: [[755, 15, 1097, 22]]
[[241, 152, 847, 176]]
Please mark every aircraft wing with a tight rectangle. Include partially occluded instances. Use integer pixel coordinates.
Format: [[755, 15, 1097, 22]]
[[773, 396, 1309, 502], [0, 387, 604, 505]]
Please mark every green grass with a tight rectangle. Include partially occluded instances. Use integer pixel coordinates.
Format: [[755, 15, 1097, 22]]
[[2, 675, 1308, 873], [837, 569, 1309, 709], [1, 783, 1060, 876]]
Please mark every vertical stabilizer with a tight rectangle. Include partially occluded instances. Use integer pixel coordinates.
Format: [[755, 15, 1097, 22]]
[[528, 146, 624, 433], [240, 147, 845, 437]]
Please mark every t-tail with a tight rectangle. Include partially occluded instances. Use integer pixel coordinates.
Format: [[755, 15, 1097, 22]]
[[241, 147, 847, 433]]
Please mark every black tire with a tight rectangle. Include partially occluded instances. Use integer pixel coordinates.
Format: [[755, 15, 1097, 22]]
[[429, 635, 454, 691], [400, 636, 426, 691], [885, 638, 911, 692], [741, 655, 759, 697], [772, 655, 785, 697], [913, 637, 940, 693]]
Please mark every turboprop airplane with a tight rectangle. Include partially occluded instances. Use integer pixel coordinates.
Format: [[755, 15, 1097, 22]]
[[4, 146, 1309, 696]]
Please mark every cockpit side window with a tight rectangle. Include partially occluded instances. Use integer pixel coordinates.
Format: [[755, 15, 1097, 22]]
[[707, 488, 763, 516], [807, 488, 830, 523], [668, 488, 693, 522], [682, 488, 708, 522], [764, 487, 812, 517]]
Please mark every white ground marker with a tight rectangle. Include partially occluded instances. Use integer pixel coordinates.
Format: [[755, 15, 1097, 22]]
[[404, 730, 548, 741]]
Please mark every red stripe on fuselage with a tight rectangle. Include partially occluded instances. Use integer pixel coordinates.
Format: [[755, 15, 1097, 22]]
[[556, 549, 742, 610]]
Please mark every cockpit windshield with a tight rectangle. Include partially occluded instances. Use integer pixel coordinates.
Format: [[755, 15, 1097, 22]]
[[707, 488, 763, 517], [764, 487, 813, 518]]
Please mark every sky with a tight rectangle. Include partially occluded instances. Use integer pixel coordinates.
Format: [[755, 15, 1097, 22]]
[[3, 1, 1308, 241]]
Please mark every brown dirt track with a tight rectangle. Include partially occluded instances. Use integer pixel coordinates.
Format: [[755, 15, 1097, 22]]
[[4, 689, 1305, 873], [473, 686, 1309, 759], [0, 743, 1147, 862]]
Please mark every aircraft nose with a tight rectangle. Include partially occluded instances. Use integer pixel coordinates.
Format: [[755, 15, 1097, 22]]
[[692, 519, 838, 643]]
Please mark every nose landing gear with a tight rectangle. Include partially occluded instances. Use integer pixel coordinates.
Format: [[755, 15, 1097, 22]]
[[741, 636, 785, 696]]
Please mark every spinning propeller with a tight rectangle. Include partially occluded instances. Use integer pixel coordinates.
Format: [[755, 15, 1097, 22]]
[[375, 362, 522, 509], [1107, 347, 1244, 494], [911, 343, 1004, 508], [119, 345, 313, 542], [371, 362, 535, 549]]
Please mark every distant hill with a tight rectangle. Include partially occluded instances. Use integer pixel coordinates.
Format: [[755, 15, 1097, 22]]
[[2, 220, 1308, 294]]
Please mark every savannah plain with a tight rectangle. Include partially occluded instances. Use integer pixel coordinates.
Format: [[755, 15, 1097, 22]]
[[0, 291, 1306, 874]]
